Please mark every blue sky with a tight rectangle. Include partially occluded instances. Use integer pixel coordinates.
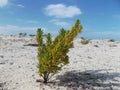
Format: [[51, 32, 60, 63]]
[[0, 0, 120, 39]]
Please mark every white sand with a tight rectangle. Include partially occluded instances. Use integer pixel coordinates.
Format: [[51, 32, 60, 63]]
[[0, 35, 120, 90]]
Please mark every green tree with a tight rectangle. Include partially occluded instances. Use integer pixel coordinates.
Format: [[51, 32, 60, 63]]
[[37, 19, 82, 83]]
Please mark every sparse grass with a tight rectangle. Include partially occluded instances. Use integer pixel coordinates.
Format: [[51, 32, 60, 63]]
[[109, 45, 117, 47]]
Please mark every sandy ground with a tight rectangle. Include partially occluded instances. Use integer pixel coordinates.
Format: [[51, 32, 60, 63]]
[[0, 35, 120, 90]]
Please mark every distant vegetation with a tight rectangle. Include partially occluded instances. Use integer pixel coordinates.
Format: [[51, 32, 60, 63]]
[[108, 39, 115, 42], [94, 45, 99, 47], [29, 34, 35, 37], [19, 33, 27, 37], [36, 19, 83, 83], [80, 37, 89, 45]]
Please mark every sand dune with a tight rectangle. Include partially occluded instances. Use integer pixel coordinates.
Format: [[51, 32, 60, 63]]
[[0, 35, 120, 90]]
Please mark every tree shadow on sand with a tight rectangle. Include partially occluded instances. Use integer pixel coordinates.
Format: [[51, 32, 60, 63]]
[[24, 44, 38, 47], [55, 69, 120, 90]]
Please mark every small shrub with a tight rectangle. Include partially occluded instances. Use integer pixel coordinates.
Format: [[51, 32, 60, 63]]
[[81, 39, 89, 45], [80, 37, 85, 40], [94, 45, 99, 47], [37, 19, 82, 83], [108, 39, 115, 42], [29, 34, 35, 37]]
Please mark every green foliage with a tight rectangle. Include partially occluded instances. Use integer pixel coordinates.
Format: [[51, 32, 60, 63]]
[[36, 28, 43, 46], [37, 19, 82, 83], [46, 33, 52, 45]]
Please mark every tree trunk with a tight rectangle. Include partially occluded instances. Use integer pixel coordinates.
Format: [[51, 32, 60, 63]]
[[43, 71, 49, 83]]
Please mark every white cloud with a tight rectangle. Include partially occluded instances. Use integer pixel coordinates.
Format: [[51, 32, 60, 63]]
[[0, 25, 36, 31], [113, 14, 120, 19], [0, 0, 8, 7], [0, 25, 47, 34], [50, 19, 70, 26], [92, 31, 120, 36], [17, 19, 39, 24], [55, 21, 70, 26], [45, 4, 81, 18], [17, 4, 24, 8], [25, 20, 38, 23], [8, 11, 14, 15]]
